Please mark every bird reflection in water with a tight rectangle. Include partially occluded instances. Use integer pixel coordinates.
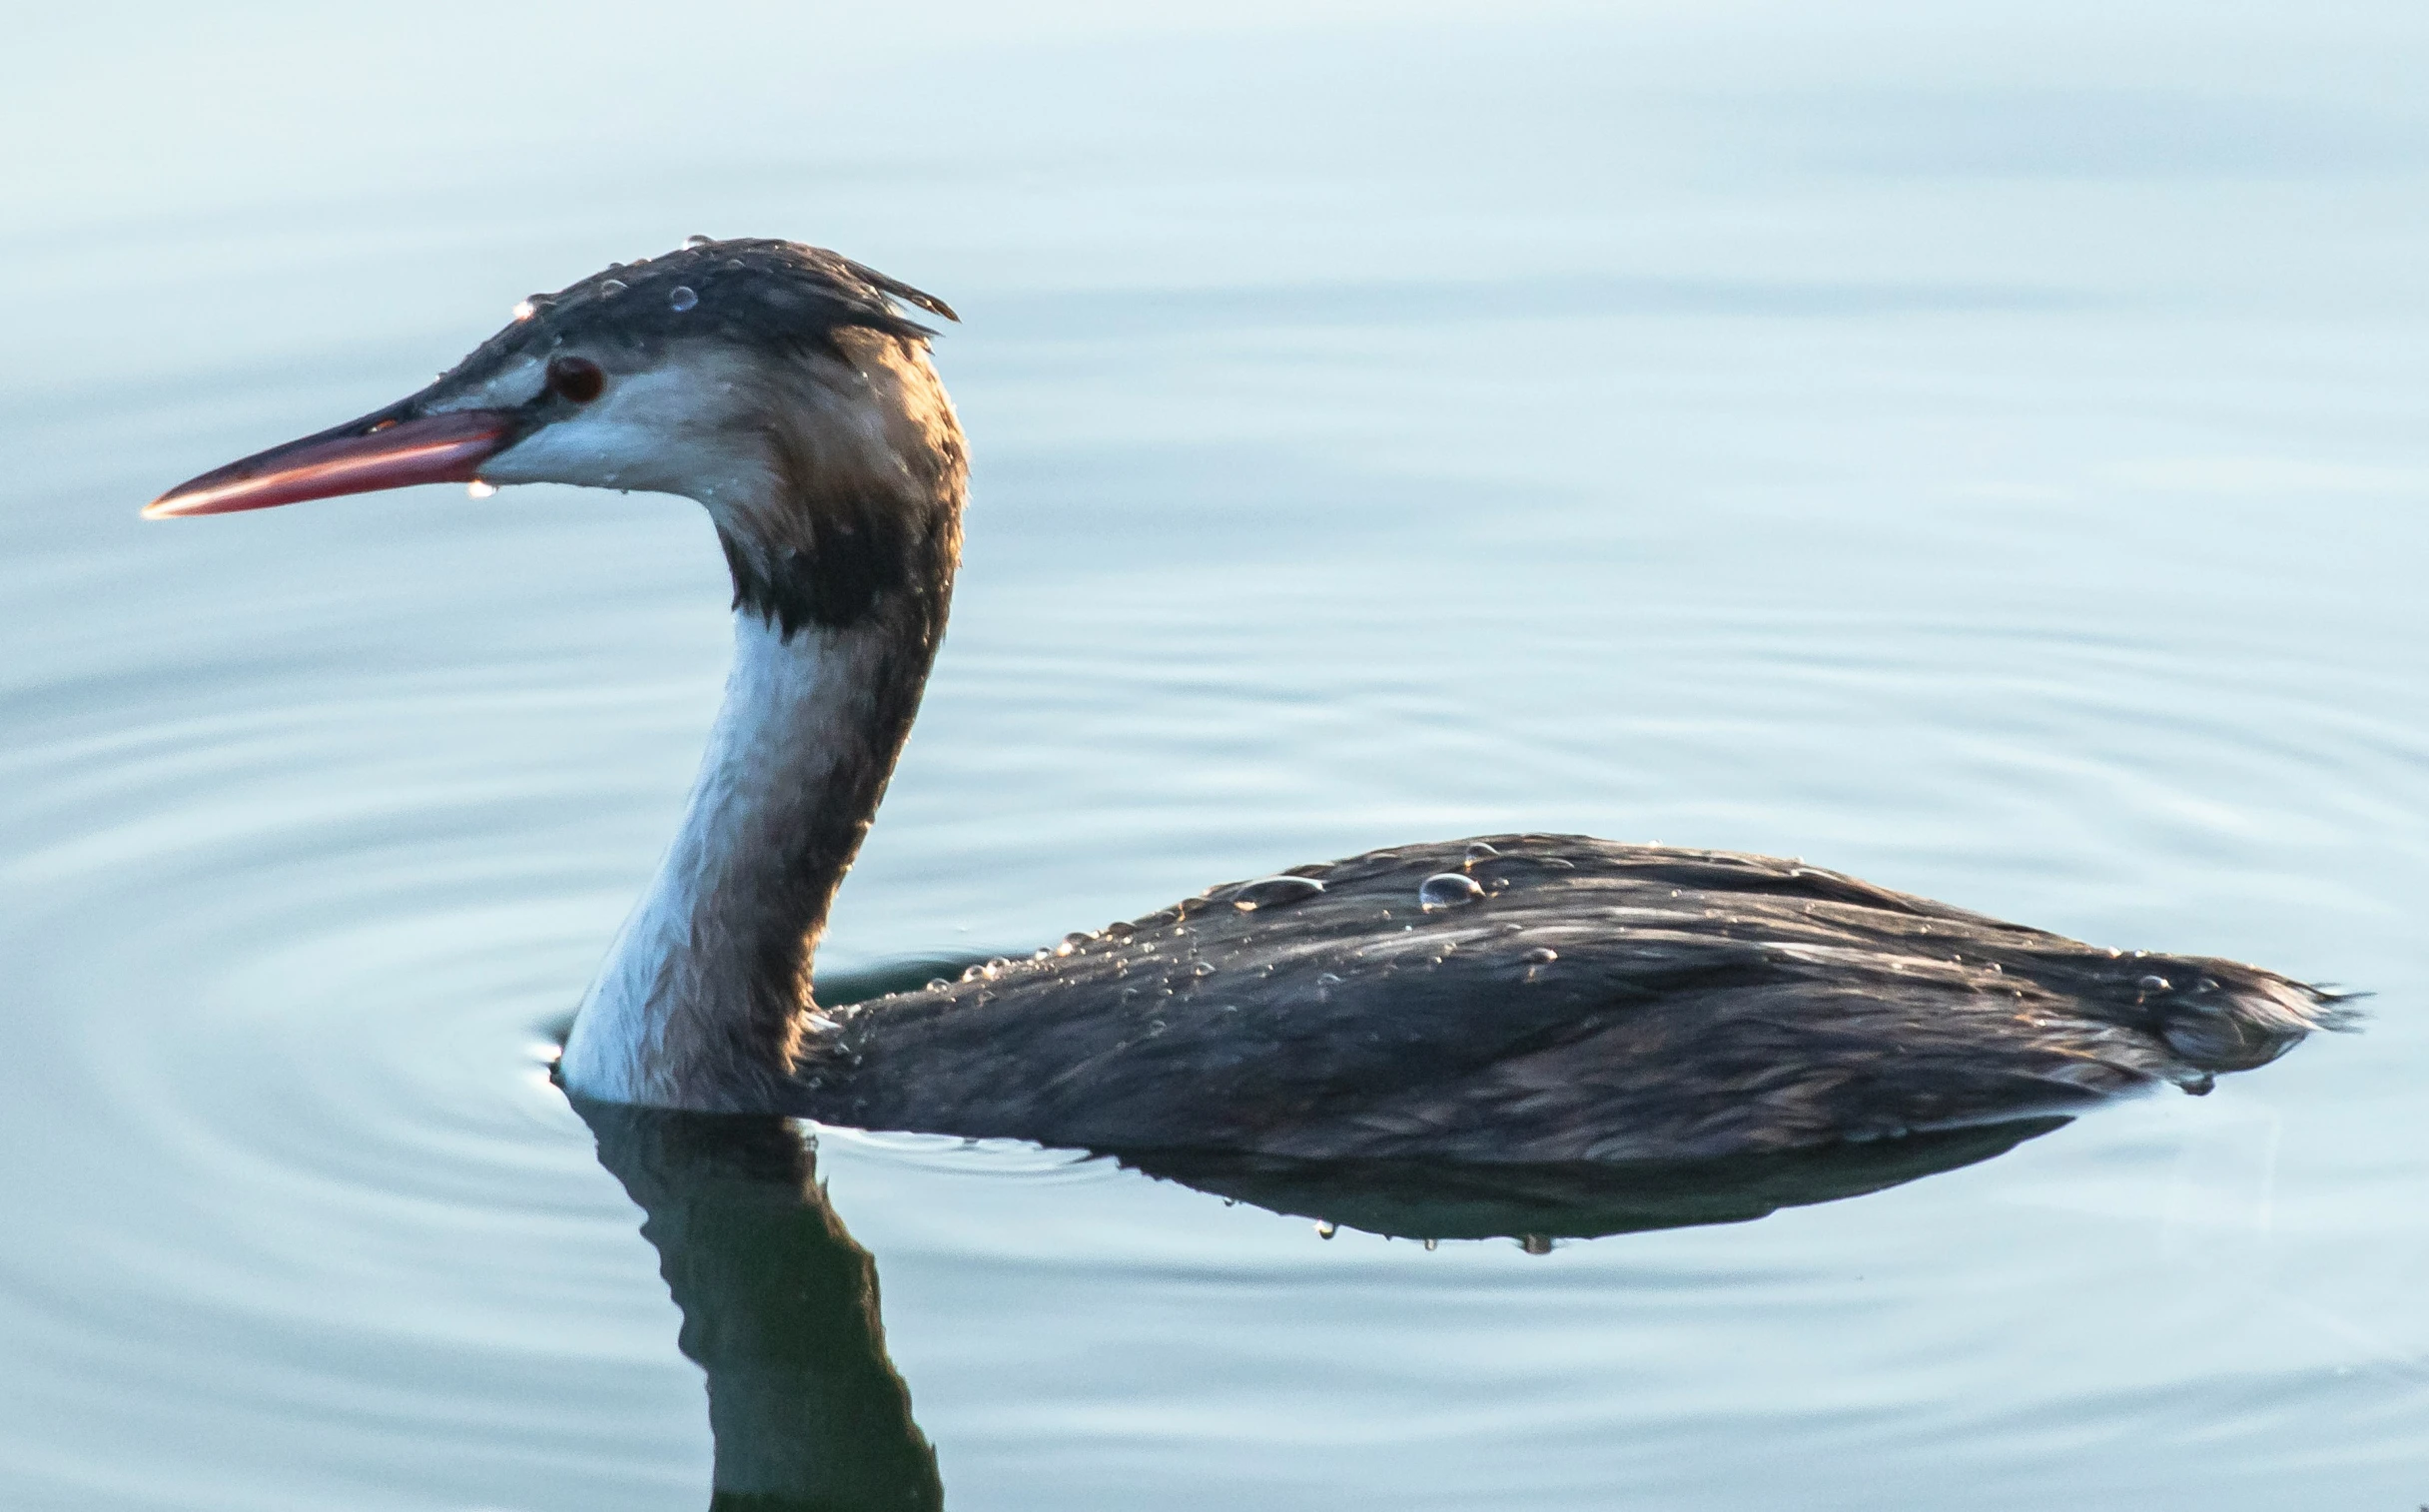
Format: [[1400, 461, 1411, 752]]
[[572, 1090, 2064, 1509], [576, 1098, 944, 1512]]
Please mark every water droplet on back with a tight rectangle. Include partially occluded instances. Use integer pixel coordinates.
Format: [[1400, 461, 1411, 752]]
[[510, 299, 537, 321], [465, 480, 496, 499], [1314, 1220, 1337, 1240], [2137, 974, 2172, 993], [1523, 947, 1558, 965], [925, 977, 949, 991], [1520, 1234, 1553, 1256], [668, 285, 698, 313], [598, 278, 628, 298], [684, 234, 714, 249], [1229, 875, 1325, 911], [1188, 960, 1216, 978], [1419, 873, 1484, 909], [1464, 841, 1499, 863]]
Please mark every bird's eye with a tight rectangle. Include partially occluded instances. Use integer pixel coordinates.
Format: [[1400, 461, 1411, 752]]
[[547, 356, 605, 403]]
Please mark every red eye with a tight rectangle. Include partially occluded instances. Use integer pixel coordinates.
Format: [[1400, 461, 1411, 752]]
[[547, 356, 605, 403]]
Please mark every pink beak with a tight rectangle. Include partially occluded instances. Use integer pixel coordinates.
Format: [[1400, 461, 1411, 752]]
[[144, 406, 516, 519]]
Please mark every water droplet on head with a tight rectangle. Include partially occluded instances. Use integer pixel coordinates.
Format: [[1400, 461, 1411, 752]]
[[667, 285, 698, 313], [960, 964, 987, 983], [1229, 875, 1325, 912], [2137, 974, 2172, 993], [510, 299, 537, 322], [598, 279, 628, 298], [1523, 947, 1558, 965], [465, 480, 496, 499], [1464, 841, 1500, 863], [1188, 960, 1216, 978], [1316, 972, 1344, 986], [1314, 1220, 1337, 1240], [925, 977, 949, 991], [1520, 1234, 1553, 1256], [1422, 1237, 1438, 1251], [684, 234, 714, 249], [1419, 873, 1485, 909]]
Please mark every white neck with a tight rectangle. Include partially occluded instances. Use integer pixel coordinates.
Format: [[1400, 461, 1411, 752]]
[[551, 326, 965, 1112], [561, 612, 897, 1111]]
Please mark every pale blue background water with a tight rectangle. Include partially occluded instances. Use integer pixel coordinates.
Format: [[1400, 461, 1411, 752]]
[[3, 3, 2427, 1506]]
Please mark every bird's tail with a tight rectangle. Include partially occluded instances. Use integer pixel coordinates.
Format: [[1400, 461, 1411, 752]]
[[2139, 962, 2359, 1084]]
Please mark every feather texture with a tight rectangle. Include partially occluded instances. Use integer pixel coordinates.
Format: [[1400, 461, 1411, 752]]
[[804, 835, 2348, 1160]]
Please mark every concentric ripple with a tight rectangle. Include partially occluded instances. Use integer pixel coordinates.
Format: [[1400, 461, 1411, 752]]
[[7, 439, 2427, 1507], [10, 9, 2429, 1501]]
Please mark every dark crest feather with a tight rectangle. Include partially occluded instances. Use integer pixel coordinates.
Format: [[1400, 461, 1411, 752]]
[[446, 238, 956, 381]]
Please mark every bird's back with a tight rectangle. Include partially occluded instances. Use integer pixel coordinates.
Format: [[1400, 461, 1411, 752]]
[[801, 835, 2344, 1161]]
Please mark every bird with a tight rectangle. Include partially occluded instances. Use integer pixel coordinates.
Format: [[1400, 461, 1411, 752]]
[[146, 238, 2350, 1163]]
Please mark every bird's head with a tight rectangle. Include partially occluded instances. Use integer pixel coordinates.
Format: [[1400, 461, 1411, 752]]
[[147, 239, 967, 633]]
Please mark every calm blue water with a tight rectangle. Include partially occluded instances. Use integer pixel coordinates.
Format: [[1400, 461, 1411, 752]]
[[4, 4, 2428, 1507]]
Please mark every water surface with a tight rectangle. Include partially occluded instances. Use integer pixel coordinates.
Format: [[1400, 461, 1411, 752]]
[[4, 4, 2428, 1507]]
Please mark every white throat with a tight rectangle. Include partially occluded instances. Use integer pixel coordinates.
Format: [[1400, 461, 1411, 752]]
[[561, 612, 879, 1109]]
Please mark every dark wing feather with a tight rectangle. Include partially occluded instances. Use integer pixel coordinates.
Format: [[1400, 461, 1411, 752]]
[[803, 835, 2346, 1161]]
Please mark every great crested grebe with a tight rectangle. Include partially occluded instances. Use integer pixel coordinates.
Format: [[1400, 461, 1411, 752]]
[[148, 239, 2347, 1161]]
